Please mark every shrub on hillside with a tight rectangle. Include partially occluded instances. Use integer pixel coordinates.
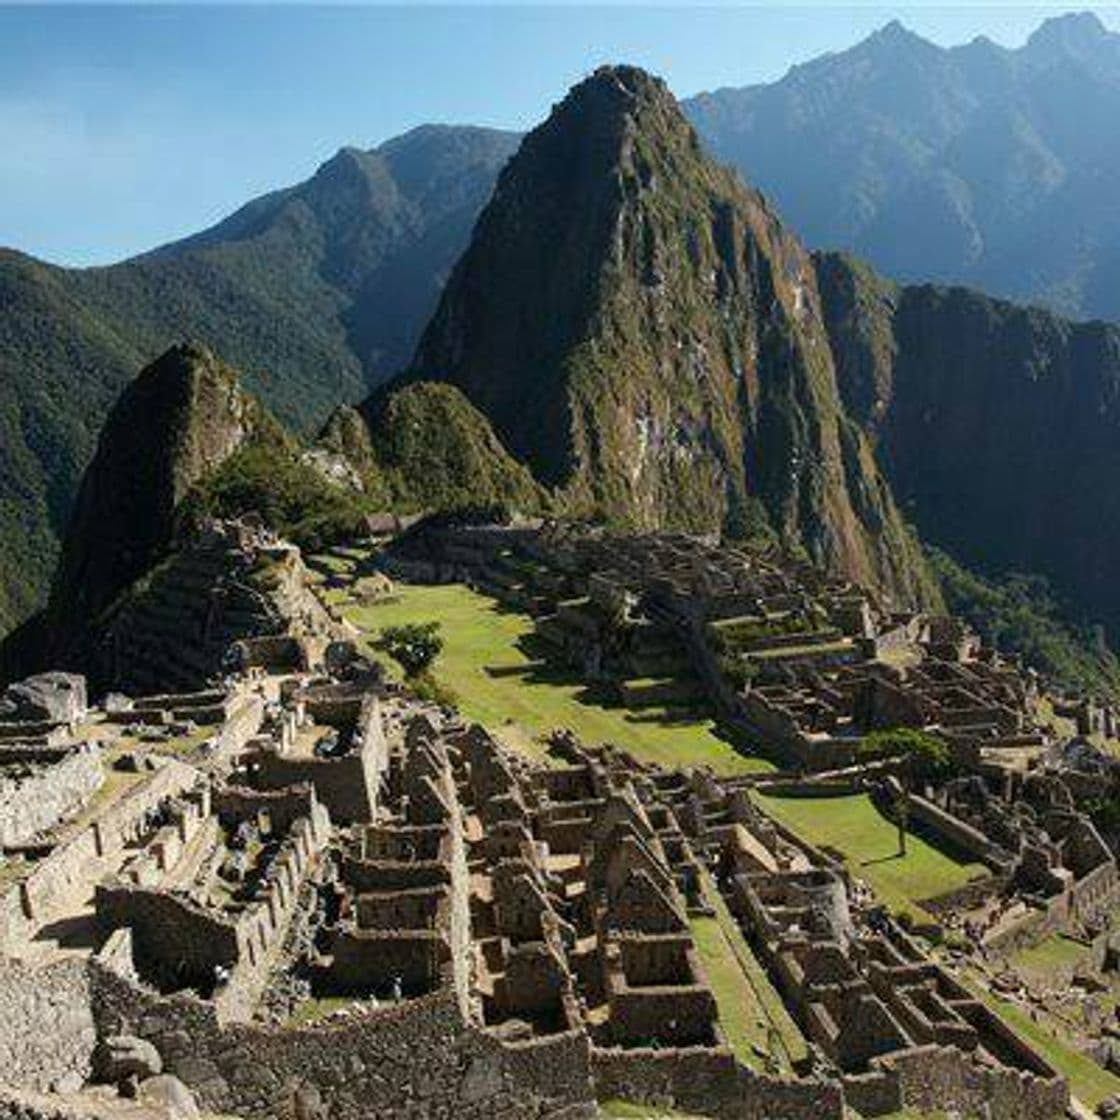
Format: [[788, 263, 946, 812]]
[[181, 444, 372, 552]]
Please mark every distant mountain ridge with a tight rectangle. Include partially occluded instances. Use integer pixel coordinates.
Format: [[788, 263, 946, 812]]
[[684, 11, 1120, 322], [817, 251, 1120, 643], [0, 124, 518, 633]]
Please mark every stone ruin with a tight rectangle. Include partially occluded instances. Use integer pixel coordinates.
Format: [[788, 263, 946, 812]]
[[0, 516, 1114, 1120], [94, 519, 339, 696], [379, 519, 1070, 778], [0, 656, 1072, 1120]]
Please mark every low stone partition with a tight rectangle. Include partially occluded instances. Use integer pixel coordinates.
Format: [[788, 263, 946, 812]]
[[591, 1046, 844, 1120]]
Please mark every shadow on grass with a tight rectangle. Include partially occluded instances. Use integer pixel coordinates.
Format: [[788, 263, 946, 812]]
[[861, 852, 905, 867], [482, 633, 738, 736], [622, 708, 710, 728]]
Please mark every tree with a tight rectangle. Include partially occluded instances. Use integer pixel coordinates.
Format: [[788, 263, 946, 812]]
[[895, 789, 909, 858], [859, 727, 953, 784], [378, 621, 443, 678]]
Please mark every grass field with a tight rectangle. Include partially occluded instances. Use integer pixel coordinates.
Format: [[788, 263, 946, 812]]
[[342, 582, 772, 776], [752, 791, 985, 917], [690, 915, 767, 1068], [598, 1102, 703, 1118]]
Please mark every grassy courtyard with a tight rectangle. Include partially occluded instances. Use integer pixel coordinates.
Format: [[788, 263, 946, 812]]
[[341, 582, 772, 776], [751, 791, 985, 918]]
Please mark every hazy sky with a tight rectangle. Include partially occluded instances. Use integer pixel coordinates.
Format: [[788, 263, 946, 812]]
[[2, 3, 1117, 266]]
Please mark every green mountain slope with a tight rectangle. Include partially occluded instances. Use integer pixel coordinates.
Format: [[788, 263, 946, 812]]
[[0, 124, 518, 635], [402, 65, 936, 607], [16, 342, 286, 670], [342, 383, 543, 512]]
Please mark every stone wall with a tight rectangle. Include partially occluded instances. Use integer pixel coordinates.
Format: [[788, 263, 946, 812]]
[[212, 782, 318, 833], [94, 884, 239, 993], [0, 759, 198, 951], [591, 1046, 845, 1120], [906, 794, 1008, 870], [88, 959, 595, 1120], [254, 696, 384, 824], [0, 1087, 164, 1119], [985, 859, 1120, 954], [876, 1042, 1067, 1120], [0, 745, 103, 848], [0, 957, 95, 1093], [212, 692, 264, 765]]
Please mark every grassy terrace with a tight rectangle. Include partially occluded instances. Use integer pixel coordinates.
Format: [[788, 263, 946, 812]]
[[960, 969, 1120, 1110], [598, 1103, 703, 1118], [695, 869, 807, 1072], [1012, 932, 1092, 978], [752, 792, 985, 919], [340, 582, 772, 776]]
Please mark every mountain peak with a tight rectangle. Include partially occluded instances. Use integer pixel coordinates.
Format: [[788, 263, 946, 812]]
[[403, 69, 933, 604], [1026, 11, 1110, 56], [865, 18, 935, 53], [875, 18, 913, 40], [581, 63, 670, 101], [551, 64, 680, 134], [46, 342, 273, 640]]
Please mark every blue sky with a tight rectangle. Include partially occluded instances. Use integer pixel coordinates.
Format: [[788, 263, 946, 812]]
[[1, 3, 1116, 266]]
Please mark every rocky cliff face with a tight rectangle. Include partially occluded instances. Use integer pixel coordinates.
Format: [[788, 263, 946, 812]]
[[44, 342, 281, 654], [817, 250, 1120, 637], [405, 66, 935, 605]]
